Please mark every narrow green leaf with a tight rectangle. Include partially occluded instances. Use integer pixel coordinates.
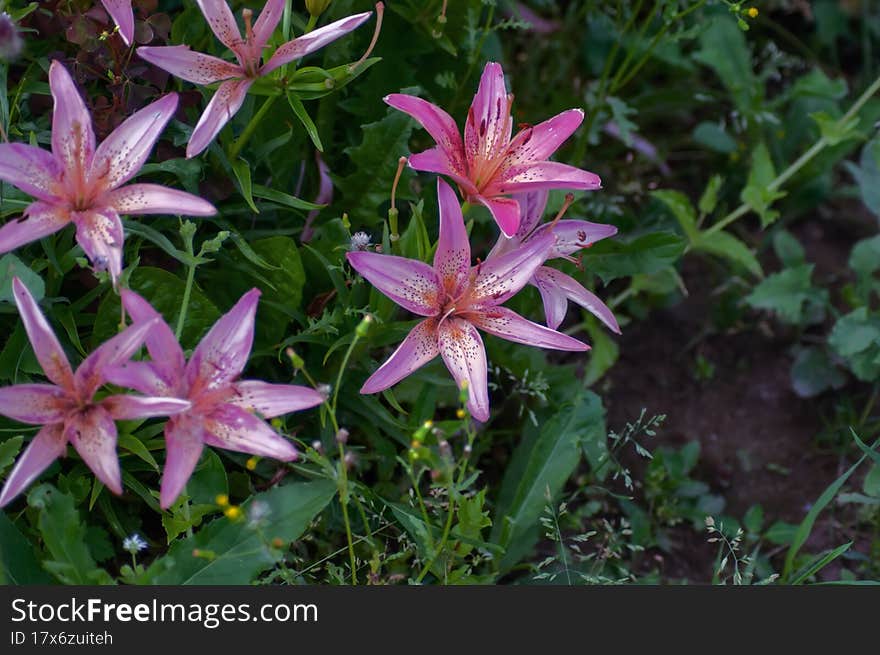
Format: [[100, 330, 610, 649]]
[[231, 158, 259, 213], [287, 92, 324, 152]]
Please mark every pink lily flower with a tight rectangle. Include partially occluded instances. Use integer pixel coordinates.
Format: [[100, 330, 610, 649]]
[[0, 278, 191, 507], [137, 0, 373, 158], [385, 61, 601, 238], [347, 179, 589, 422], [0, 61, 216, 285], [105, 288, 325, 509], [100, 0, 135, 45], [488, 190, 621, 333]]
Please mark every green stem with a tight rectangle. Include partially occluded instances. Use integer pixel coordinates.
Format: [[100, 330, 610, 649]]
[[701, 72, 880, 240], [227, 94, 279, 162], [175, 255, 196, 341]]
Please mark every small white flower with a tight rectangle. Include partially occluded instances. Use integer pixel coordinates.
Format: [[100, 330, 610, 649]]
[[122, 534, 147, 554], [350, 231, 371, 250]]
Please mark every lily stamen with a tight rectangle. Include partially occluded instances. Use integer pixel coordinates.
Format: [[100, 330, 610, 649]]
[[350, 2, 384, 72]]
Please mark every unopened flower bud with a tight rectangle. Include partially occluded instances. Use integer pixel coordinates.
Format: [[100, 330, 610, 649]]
[[343, 451, 356, 469], [0, 13, 22, 61], [336, 428, 349, 444], [286, 347, 305, 370], [306, 0, 332, 18], [355, 314, 373, 338], [311, 439, 324, 454]]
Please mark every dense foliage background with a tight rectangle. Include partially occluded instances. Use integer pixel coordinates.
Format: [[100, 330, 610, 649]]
[[1, 0, 880, 584]]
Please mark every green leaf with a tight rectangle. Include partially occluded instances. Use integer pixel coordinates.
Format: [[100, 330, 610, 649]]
[[810, 110, 861, 146], [652, 190, 697, 240], [0, 435, 24, 473], [790, 346, 846, 398], [773, 230, 806, 267], [0, 253, 44, 302], [118, 433, 158, 472], [287, 92, 324, 152], [693, 122, 737, 154], [694, 15, 759, 114], [789, 542, 852, 585], [492, 389, 600, 570], [694, 230, 762, 277], [251, 184, 322, 210], [0, 512, 53, 585], [845, 136, 880, 217], [140, 480, 336, 584], [745, 264, 825, 324], [829, 308, 880, 381], [849, 234, 880, 279], [93, 267, 220, 350], [863, 464, 880, 497], [607, 96, 637, 147], [582, 316, 619, 387], [740, 143, 786, 228], [337, 106, 415, 224], [580, 232, 687, 284], [27, 484, 114, 584], [698, 174, 724, 215], [231, 158, 259, 213]]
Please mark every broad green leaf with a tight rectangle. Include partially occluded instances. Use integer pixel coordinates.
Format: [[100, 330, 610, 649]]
[[694, 15, 759, 114], [810, 111, 861, 146], [694, 231, 762, 277], [140, 479, 336, 585], [0, 435, 24, 473], [745, 264, 825, 324], [845, 136, 880, 217], [0, 512, 53, 585], [829, 308, 880, 381], [607, 96, 637, 147], [790, 346, 846, 398], [582, 316, 618, 387], [27, 484, 114, 585], [652, 190, 697, 240], [0, 253, 44, 302], [492, 389, 601, 570], [773, 230, 806, 267], [580, 232, 686, 284], [740, 143, 786, 228], [849, 234, 880, 279], [693, 122, 737, 154]]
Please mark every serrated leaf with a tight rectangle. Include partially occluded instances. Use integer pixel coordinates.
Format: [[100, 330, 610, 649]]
[[745, 264, 824, 324], [740, 143, 786, 228], [580, 232, 687, 284]]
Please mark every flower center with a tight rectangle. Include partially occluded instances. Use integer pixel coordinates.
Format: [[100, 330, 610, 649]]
[[469, 93, 516, 190]]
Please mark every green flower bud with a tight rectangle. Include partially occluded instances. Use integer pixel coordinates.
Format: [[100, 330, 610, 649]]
[[306, 0, 332, 18]]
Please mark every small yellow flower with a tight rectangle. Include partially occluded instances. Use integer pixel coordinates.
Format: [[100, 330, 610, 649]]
[[456, 408, 467, 419], [246, 456, 259, 471], [224, 506, 242, 520], [747, 7, 758, 18], [215, 494, 229, 507]]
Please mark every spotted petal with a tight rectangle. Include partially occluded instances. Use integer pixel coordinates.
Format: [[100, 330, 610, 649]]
[[186, 288, 259, 394], [0, 202, 69, 254], [102, 394, 191, 420], [74, 317, 157, 400], [470, 230, 554, 306], [186, 78, 253, 158], [464, 62, 512, 166], [533, 219, 618, 259], [92, 93, 178, 190], [49, 61, 96, 172], [347, 251, 441, 317], [195, 0, 243, 52], [438, 318, 489, 422], [252, 0, 286, 53], [475, 195, 520, 238], [64, 405, 122, 495], [103, 183, 217, 216], [136, 45, 243, 85], [11, 277, 74, 389], [72, 207, 125, 282], [0, 423, 67, 508], [361, 318, 440, 394], [160, 414, 206, 509], [384, 94, 465, 172], [532, 267, 620, 333], [119, 288, 185, 382], [503, 109, 585, 168], [0, 144, 62, 203], [487, 161, 602, 195], [470, 305, 589, 351], [203, 403, 298, 460], [434, 179, 471, 297], [227, 380, 325, 418], [260, 11, 372, 76], [0, 384, 69, 425]]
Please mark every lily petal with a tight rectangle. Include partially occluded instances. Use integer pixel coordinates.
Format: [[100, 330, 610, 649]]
[[101, 0, 135, 45], [64, 405, 122, 495], [102, 394, 191, 420], [470, 305, 589, 351], [533, 219, 618, 258], [103, 183, 217, 216], [260, 11, 372, 76], [346, 251, 441, 317], [49, 61, 96, 172], [384, 94, 465, 169], [203, 403, 298, 460], [487, 160, 602, 195], [195, 0, 243, 52], [407, 147, 476, 195], [74, 317, 158, 400], [0, 423, 66, 508], [503, 109, 584, 167], [533, 267, 620, 334], [0, 384, 69, 425], [186, 78, 253, 158], [72, 208, 124, 282], [136, 45, 243, 85], [475, 195, 520, 238], [104, 361, 172, 396], [471, 230, 554, 306], [434, 179, 471, 296], [228, 380, 325, 418], [361, 318, 440, 394], [486, 190, 549, 260], [11, 277, 74, 389], [464, 62, 512, 165], [0, 144, 62, 203], [438, 318, 489, 422], [92, 93, 179, 189], [159, 414, 206, 509], [252, 0, 286, 53], [119, 289, 186, 380], [186, 288, 259, 394], [0, 202, 69, 254]]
